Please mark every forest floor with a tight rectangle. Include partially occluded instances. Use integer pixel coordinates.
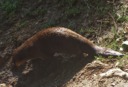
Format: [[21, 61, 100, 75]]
[[0, 0, 128, 87]]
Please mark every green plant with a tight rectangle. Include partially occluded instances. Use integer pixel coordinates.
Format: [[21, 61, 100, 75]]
[[117, 16, 128, 22], [59, 0, 77, 7], [0, 0, 20, 14], [65, 7, 80, 17], [104, 28, 123, 50], [116, 55, 128, 68], [117, 4, 128, 22], [95, 55, 106, 61], [26, 7, 47, 18], [16, 20, 28, 29]]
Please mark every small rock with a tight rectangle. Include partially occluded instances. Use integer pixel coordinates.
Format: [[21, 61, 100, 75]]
[[0, 83, 12, 87], [121, 41, 128, 52], [0, 83, 7, 87], [120, 47, 123, 51]]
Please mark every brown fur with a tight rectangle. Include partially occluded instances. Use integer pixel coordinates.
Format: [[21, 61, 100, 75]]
[[12, 27, 97, 67]]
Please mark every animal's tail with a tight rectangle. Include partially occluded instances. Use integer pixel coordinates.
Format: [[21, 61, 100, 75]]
[[94, 45, 124, 57]]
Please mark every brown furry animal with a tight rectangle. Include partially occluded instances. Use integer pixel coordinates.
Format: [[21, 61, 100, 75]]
[[12, 27, 124, 67]]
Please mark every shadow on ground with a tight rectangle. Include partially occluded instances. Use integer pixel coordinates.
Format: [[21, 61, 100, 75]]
[[12, 56, 93, 87]]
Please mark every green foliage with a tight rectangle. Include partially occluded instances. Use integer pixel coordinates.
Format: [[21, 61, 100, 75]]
[[117, 4, 128, 22], [116, 55, 128, 68], [117, 16, 128, 22], [26, 8, 47, 18], [32, 9, 46, 16], [16, 20, 28, 29], [0, 0, 20, 14], [103, 28, 122, 50], [95, 55, 106, 61], [59, 0, 77, 7], [65, 7, 81, 17], [42, 20, 56, 28]]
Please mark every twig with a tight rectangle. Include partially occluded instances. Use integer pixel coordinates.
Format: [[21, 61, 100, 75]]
[[108, 12, 118, 30]]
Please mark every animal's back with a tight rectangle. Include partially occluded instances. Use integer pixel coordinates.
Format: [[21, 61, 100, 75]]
[[12, 27, 97, 67], [31, 27, 96, 55]]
